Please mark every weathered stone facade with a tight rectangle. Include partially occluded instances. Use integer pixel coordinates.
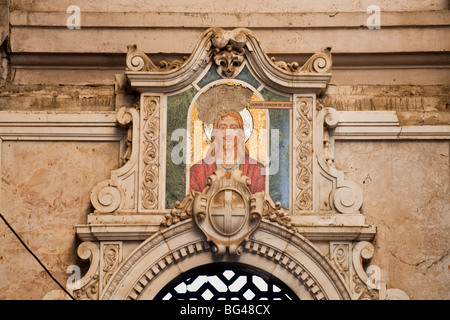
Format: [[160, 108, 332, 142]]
[[0, 1, 448, 300]]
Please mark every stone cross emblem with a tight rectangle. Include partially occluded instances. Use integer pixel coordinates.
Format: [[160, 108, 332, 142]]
[[210, 189, 246, 235], [192, 169, 264, 255]]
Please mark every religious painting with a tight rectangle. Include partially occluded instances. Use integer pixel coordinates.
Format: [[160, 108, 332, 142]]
[[188, 83, 267, 195], [165, 64, 291, 210]]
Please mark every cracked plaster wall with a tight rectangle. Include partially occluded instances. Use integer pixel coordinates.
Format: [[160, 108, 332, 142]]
[[0, 141, 120, 299], [334, 140, 450, 300]]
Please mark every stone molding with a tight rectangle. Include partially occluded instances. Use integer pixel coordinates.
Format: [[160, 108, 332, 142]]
[[0, 111, 125, 141], [332, 111, 450, 140], [99, 219, 352, 300], [11, 52, 450, 71], [0, 110, 447, 142], [11, 11, 450, 29]]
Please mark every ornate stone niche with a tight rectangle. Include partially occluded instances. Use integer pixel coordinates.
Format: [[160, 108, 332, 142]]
[[45, 27, 409, 300]]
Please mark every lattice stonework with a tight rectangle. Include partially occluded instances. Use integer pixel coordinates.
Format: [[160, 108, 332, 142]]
[[140, 95, 160, 211], [293, 96, 313, 211], [155, 264, 298, 300]]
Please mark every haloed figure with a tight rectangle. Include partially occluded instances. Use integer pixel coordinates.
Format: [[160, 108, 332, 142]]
[[189, 110, 265, 194]]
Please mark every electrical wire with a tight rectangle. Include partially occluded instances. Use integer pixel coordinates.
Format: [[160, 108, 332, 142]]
[[0, 212, 75, 300]]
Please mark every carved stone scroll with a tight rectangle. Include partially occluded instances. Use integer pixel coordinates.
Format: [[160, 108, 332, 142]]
[[330, 241, 410, 300], [90, 95, 162, 214], [91, 107, 139, 213], [299, 47, 333, 73], [315, 107, 363, 214], [48, 241, 124, 301], [66, 242, 100, 300]]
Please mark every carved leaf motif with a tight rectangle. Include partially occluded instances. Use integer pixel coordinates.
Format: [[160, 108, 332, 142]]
[[270, 47, 332, 74], [126, 44, 188, 72], [294, 97, 313, 211], [160, 193, 195, 228], [209, 28, 250, 78], [261, 194, 293, 230], [143, 140, 158, 164], [103, 245, 120, 289], [141, 96, 160, 210], [73, 275, 99, 300], [213, 46, 245, 78], [158, 57, 189, 70], [331, 243, 351, 287], [352, 274, 379, 300], [270, 57, 300, 73]]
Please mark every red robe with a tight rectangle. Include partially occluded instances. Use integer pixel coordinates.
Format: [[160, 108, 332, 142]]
[[189, 155, 266, 194]]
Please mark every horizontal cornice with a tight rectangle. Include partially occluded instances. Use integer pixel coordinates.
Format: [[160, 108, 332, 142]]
[[10, 52, 450, 69], [8, 11, 450, 54], [0, 110, 448, 141], [10, 10, 450, 28]]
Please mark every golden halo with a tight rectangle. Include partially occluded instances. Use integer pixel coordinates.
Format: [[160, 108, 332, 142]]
[[195, 83, 254, 142]]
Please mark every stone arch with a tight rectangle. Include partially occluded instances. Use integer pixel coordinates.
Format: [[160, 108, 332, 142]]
[[100, 219, 351, 300]]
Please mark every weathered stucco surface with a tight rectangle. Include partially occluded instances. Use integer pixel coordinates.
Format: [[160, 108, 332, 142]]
[[0, 141, 119, 299], [320, 85, 450, 126], [0, 84, 116, 111], [334, 141, 450, 300]]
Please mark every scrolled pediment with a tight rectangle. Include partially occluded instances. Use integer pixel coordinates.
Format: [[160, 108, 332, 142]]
[[125, 27, 332, 93]]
